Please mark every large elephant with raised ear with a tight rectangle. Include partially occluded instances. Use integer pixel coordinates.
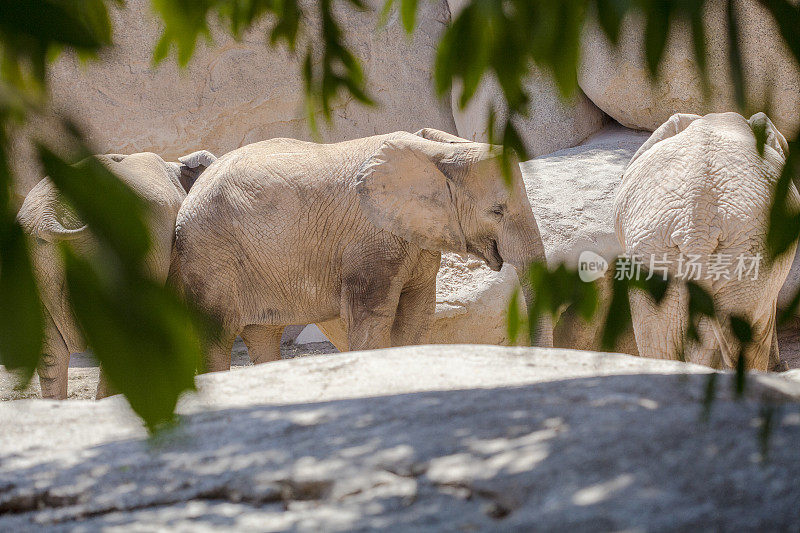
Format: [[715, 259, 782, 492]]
[[17, 149, 216, 400], [613, 112, 798, 371], [175, 128, 552, 371]]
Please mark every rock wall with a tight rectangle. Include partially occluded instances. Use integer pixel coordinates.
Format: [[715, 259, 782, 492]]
[[16, 0, 457, 195], [445, 0, 608, 157], [579, 0, 800, 137], [451, 73, 609, 158]]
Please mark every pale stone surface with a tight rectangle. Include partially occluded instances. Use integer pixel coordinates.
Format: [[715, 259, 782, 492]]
[[523, 124, 650, 268], [450, 73, 608, 158], [579, 0, 800, 137], [444, 0, 607, 157], [1, 345, 799, 530], [14, 0, 456, 196]]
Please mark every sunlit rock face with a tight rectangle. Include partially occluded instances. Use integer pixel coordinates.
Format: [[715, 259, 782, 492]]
[[14, 0, 456, 195], [444, 0, 607, 158], [2, 345, 800, 530], [579, 0, 800, 137]]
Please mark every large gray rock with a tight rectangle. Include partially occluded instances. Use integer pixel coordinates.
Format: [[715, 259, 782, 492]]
[[579, 0, 800, 137], [444, 0, 607, 157], [15, 0, 456, 195], [1, 345, 799, 530], [450, 73, 608, 158], [523, 124, 650, 268]]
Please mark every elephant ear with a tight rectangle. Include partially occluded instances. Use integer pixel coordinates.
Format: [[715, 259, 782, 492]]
[[748, 112, 788, 159], [414, 128, 472, 144], [627, 113, 703, 170], [177, 150, 218, 192], [356, 139, 467, 253]]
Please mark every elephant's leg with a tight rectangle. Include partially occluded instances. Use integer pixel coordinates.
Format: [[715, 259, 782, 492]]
[[203, 332, 236, 373], [742, 309, 776, 372], [391, 279, 436, 346], [95, 367, 118, 399], [241, 324, 284, 364], [391, 253, 438, 346], [37, 313, 70, 400], [341, 278, 403, 351], [630, 282, 688, 361], [316, 318, 348, 352], [769, 326, 787, 372]]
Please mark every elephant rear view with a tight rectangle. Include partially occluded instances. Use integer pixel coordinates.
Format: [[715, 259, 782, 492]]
[[613, 112, 798, 371], [17, 149, 216, 399], [174, 129, 551, 372]]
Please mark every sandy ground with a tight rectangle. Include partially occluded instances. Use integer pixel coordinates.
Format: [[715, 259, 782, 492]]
[[3, 319, 800, 401], [0, 339, 337, 401]]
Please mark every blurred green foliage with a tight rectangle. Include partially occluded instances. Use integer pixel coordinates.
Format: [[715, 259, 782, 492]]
[[0, 0, 798, 431]]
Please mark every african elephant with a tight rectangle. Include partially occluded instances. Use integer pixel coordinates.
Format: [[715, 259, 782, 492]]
[[17, 149, 216, 399], [613, 112, 798, 371], [175, 128, 552, 370]]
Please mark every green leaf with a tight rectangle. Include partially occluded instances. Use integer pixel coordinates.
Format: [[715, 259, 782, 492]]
[[687, 1, 711, 104], [601, 275, 633, 351], [642, 0, 672, 77], [729, 315, 753, 345], [0, 0, 110, 51], [506, 288, 523, 345], [725, 0, 747, 111], [687, 281, 715, 317], [701, 372, 717, 421], [767, 142, 800, 258], [400, 0, 419, 33], [760, 0, 800, 72], [0, 219, 43, 382], [595, 0, 632, 44], [36, 143, 151, 266], [758, 404, 775, 461], [61, 246, 202, 432]]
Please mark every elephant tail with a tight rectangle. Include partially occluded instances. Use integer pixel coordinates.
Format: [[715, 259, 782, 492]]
[[176, 150, 217, 193]]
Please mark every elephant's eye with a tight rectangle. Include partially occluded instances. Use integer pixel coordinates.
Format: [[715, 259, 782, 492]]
[[489, 204, 506, 218]]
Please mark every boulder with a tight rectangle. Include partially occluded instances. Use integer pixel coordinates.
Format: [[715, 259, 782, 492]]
[[15, 0, 456, 195], [2, 345, 799, 530], [450, 73, 608, 158], [578, 0, 800, 137], [444, 0, 607, 157]]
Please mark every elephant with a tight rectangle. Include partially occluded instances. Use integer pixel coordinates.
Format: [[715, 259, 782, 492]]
[[175, 128, 552, 371], [613, 112, 798, 371], [17, 149, 217, 399]]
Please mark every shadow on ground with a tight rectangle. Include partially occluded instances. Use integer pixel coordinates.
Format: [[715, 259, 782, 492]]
[[1, 372, 799, 531]]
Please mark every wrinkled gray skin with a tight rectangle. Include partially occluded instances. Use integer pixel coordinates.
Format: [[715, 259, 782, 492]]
[[17, 150, 216, 399], [176, 128, 551, 370], [614, 112, 798, 371]]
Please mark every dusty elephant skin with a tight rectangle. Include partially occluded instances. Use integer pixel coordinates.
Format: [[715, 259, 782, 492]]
[[614, 112, 799, 371], [16, 150, 216, 400], [175, 128, 552, 370]]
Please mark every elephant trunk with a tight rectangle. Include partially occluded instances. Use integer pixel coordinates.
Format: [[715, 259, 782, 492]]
[[500, 215, 553, 348]]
